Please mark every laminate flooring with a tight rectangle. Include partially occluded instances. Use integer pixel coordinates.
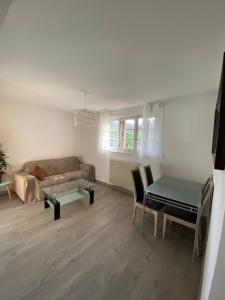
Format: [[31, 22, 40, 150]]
[[0, 184, 202, 300]]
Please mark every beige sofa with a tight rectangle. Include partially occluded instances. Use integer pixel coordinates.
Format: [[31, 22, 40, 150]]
[[14, 156, 95, 203]]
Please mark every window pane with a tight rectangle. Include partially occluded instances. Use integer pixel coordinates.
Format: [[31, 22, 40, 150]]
[[109, 120, 119, 149], [111, 131, 119, 139], [137, 118, 143, 151], [124, 119, 135, 129], [123, 119, 135, 150], [110, 120, 119, 129], [123, 139, 134, 149], [110, 139, 119, 148], [124, 130, 135, 140]]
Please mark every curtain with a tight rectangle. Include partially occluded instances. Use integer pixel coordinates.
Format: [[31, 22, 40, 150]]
[[139, 102, 164, 159], [98, 110, 111, 153]]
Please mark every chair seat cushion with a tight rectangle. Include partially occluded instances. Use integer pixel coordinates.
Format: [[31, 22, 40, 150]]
[[136, 198, 164, 211], [164, 205, 197, 224], [146, 199, 164, 211]]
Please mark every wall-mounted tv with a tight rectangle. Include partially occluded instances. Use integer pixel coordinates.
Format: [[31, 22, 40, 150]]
[[212, 52, 225, 170]]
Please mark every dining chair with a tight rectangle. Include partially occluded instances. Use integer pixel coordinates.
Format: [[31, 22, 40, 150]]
[[162, 176, 214, 257], [144, 165, 154, 186], [131, 168, 164, 237]]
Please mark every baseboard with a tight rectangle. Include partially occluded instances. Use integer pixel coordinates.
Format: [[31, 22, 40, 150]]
[[96, 179, 110, 187], [96, 180, 133, 196]]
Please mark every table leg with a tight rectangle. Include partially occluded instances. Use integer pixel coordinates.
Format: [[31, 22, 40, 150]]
[[7, 186, 12, 201], [54, 202, 60, 220], [89, 189, 94, 205], [193, 210, 201, 260], [44, 199, 50, 209]]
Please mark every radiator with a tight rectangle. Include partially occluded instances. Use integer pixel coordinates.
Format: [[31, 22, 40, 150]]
[[109, 159, 139, 192]]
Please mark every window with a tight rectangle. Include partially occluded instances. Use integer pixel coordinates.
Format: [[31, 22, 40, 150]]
[[109, 116, 143, 152], [99, 103, 163, 157]]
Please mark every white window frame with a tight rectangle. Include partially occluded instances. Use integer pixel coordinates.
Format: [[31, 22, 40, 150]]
[[108, 115, 143, 153]]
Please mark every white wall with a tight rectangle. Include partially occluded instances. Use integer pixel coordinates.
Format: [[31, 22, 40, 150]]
[[161, 92, 215, 183], [208, 205, 225, 300], [0, 98, 80, 170], [200, 170, 225, 300], [78, 116, 110, 183], [80, 92, 216, 184]]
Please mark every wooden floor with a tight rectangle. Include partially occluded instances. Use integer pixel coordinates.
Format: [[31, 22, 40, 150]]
[[0, 184, 202, 300]]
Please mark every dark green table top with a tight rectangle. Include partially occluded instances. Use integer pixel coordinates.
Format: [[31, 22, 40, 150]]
[[145, 177, 204, 208]]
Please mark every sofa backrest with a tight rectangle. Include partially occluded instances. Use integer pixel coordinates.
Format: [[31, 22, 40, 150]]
[[25, 156, 80, 177]]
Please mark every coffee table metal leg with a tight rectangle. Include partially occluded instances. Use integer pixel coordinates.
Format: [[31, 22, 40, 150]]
[[54, 202, 60, 220], [44, 199, 50, 209], [89, 189, 94, 205]]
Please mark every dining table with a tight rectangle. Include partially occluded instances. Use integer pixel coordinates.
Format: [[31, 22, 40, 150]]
[[142, 176, 204, 258]]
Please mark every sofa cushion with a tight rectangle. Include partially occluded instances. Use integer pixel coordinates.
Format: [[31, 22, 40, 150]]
[[25, 156, 80, 176], [31, 165, 45, 180], [39, 170, 87, 188]]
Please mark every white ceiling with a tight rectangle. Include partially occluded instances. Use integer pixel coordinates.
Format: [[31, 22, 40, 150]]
[[0, 0, 225, 111]]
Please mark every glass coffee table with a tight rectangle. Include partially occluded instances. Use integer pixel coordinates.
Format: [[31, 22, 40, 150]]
[[42, 179, 96, 220]]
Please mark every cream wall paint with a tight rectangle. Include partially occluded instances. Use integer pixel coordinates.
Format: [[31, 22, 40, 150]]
[[0, 98, 80, 171], [80, 92, 216, 184], [161, 92, 215, 182], [78, 117, 110, 183]]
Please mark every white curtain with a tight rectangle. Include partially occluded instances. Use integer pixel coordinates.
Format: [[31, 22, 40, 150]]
[[98, 110, 111, 153], [139, 102, 164, 159]]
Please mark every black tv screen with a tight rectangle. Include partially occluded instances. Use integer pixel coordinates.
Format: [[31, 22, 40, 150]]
[[212, 52, 225, 170]]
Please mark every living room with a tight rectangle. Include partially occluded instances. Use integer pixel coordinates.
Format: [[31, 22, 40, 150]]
[[0, 1, 225, 300]]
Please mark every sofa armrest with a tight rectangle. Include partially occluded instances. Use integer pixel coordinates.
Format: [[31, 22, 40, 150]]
[[14, 172, 37, 203], [80, 163, 95, 182]]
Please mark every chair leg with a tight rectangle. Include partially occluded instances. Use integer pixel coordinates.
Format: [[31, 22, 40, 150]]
[[196, 235, 199, 256], [132, 205, 137, 224], [193, 212, 201, 259], [198, 221, 202, 240], [154, 213, 158, 237], [195, 226, 200, 256], [163, 214, 167, 240], [193, 229, 199, 260]]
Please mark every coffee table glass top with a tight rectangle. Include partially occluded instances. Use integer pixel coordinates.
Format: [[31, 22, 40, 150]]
[[42, 179, 95, 206]]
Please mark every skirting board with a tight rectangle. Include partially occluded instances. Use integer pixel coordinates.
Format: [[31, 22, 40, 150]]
[[96, 180, 133, 196]]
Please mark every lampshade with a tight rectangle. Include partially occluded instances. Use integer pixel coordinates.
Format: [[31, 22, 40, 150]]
[[74, 109, 96, 127], [74, 90, 96, 127]]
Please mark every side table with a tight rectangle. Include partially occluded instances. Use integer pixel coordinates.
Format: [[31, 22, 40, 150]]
[[0, 180, 12, 200]]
